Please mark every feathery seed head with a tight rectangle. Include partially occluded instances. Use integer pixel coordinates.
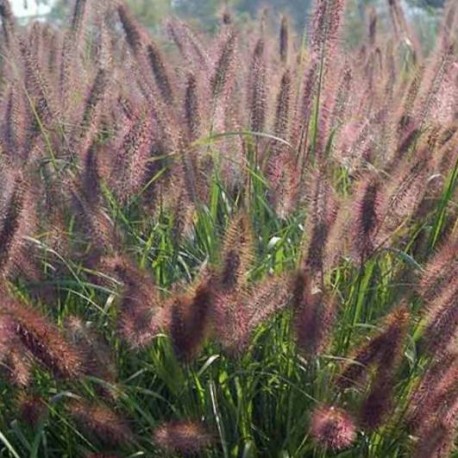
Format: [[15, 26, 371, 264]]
[[68, 400, 132, 446], [153, 420, 213, 455], [310, 405, 357, 450]]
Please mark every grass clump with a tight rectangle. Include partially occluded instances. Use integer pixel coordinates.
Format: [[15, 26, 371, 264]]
[[0, 0, 456, 456]]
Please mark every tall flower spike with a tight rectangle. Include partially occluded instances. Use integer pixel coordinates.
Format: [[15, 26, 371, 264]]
[[166, 19, 209, 70], [0, 174, 26, 277], [406, 353, 458, 434], [76, 68, 110, 150], [418, 234, 458, 302], [117, 2, 146, 56], [99, 254, 167, 348], [267, 69, 298, 218], [248, 38, 267, 134], [266, 148, 300, 219], [5, 297, 84, 379], [20, 37, 57, 134], [146, 41, 175, 106], [69, 0, 89, 44], [64, 316, 117, 392], [0, 173, 37, 280], [228, 273, 291, 351], [111, 112, 154, 203], [310, 0, 346, 59], [360, 372, 395, 431], [303, 168, 335, 278], [0, 0, 17, 47], [412, 422, 455, 458], [217, 212, 254, 293], [336, 305, 410, 389], [273, 68, 292, 141], [70, 185, 116, 254], [211, 29, 237, 100], [421, 278, 458, 357], [184, 72, 201, 142], [4, 83, 27, 159], [169, 280, 213, 362], [279, 15, 289, 63], [351, 176, 381, 262]]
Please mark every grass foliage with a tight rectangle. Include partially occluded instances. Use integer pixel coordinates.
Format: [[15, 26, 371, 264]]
[[0, 0, 457, 456]]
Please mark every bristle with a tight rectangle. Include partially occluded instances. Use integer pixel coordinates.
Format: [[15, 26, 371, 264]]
[[266, 68, 297, 217], [310, 405, 357, 451]]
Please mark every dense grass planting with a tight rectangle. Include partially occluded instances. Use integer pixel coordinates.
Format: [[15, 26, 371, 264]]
[[0, 0, 457, 456]]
